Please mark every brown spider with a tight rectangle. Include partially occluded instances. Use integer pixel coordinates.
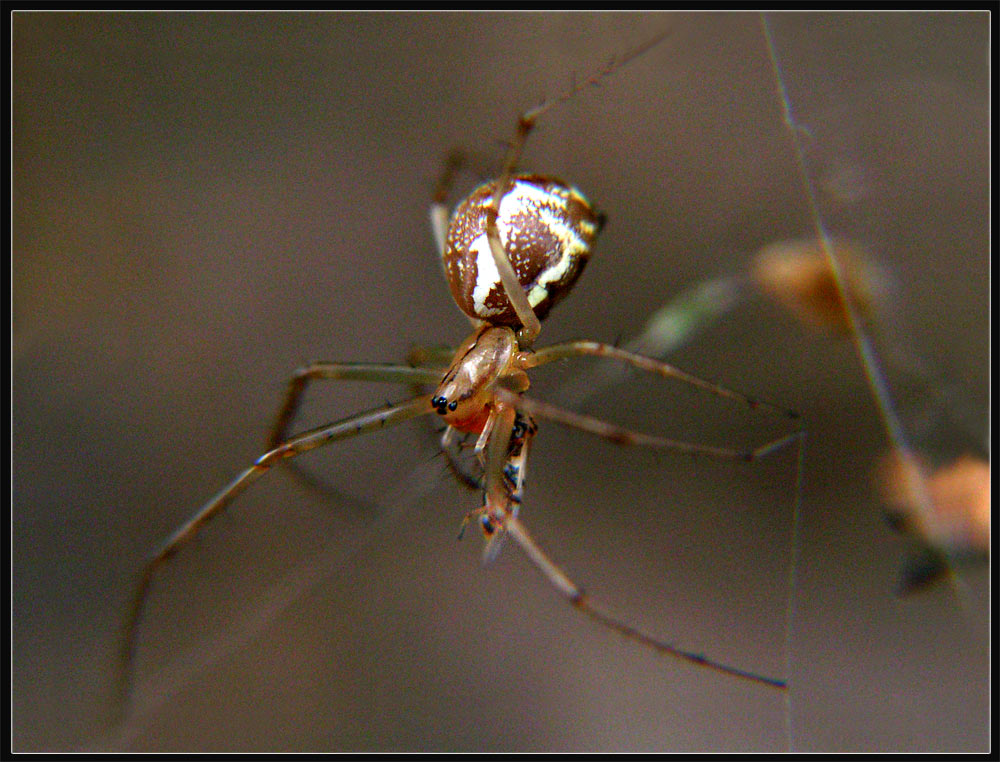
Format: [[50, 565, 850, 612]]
[[118, 30, 800, 717]]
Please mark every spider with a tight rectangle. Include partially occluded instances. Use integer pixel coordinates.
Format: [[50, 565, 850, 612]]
[[118, 30, 800, 714]]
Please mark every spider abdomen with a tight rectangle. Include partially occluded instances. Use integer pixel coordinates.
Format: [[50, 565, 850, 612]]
[[442, 174, 603, 327]]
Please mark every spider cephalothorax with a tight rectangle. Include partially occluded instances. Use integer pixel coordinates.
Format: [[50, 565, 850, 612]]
[[430, 325, 530, 433]]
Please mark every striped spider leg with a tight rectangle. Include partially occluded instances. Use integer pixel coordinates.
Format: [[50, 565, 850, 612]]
[[426, 326, 798, 689], [259, 324, 798, 690], [481, 395, 796, 689], [117, 374, 440, 716]]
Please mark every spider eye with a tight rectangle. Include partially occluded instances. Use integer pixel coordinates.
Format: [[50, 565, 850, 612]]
[[480, 516, 495, 535], [447, 401, 458, 411]]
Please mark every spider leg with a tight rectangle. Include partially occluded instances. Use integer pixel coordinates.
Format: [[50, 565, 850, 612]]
[[484, 184, 541, 344], [497, 390, 800, 462], [479, 400, 519, 560], [450, 408, 505, 544], [484, 31, 673, 347], [405, 344, 458, 370], [458, 410, 538, 548], [119, 394, 434, 718], [430, 148, 465, 260], [502, 513, 787, 689], [473, 408, 499, 461], [484, 409, 535, 563], [430, 152, 482, 334], [525, 341, 798, 420], [479, 395, 786, 688], [441, 425, 483, 493], [430, 202, 450, 261], [267, 362, 443, 449]]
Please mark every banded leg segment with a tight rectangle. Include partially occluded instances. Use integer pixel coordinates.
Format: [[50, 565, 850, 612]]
[[502, 515, 787, 689], [268, 363, 443, 448], [479, 396, 787, 688], [525, 340, 799, 419], [120, 394, 434, 714], [480, 400, 519, 561], [484, 183, 542, 344], [483, 30, 673, 346], [497, 390, 800, 462]]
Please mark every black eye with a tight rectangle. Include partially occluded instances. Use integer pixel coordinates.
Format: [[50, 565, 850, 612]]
[[448, 401, 458, 411]]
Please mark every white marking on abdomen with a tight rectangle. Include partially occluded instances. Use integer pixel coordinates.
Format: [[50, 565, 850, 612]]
[[471, 234, 505, 316]]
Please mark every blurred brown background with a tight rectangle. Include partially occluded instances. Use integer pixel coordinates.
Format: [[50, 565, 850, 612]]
[[12, 12, 988, 752]]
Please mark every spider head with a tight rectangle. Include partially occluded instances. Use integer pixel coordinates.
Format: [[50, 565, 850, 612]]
[[432, 326, 527, 433]]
